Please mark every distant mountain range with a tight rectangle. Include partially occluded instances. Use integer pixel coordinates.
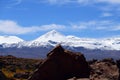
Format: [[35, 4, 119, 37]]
[[0, 30, 120, 60]]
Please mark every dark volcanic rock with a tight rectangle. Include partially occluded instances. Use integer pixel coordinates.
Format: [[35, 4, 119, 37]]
[[0, 70, 8, 80], [116, 60, 120, 80], [29, 45, 90, 80]]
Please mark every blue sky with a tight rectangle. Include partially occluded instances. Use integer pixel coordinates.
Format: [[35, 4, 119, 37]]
[[0, 0, 120, 40]]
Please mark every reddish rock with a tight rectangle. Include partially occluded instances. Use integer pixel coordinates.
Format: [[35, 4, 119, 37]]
[[29, 45, 90, 80], [90, 60, 119, 80]]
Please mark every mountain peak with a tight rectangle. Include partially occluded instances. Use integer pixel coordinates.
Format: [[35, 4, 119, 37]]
[[44, 30, 61, 37], [0, 36, 23, 44], [34, 30, 66, 42], [48, 30, 58, 34]]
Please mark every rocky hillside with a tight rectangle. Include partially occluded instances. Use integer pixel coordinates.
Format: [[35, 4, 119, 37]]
[[0, 55, 42, 80], [0, 46, 120, 80], [0, 56, 120, 80]]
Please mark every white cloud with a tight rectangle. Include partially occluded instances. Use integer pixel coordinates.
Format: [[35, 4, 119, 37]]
[[97, 0, 120, 4], [111, 26, 120, 31], [1, 20, 120, 35], [72, 24, 87, 29], [43, 0, 120, 14], [41, 0, 120, 16], [13, 0, 22, 5], [3, 0, 22, 8], [44, 0, 120, 5], [0, 20, 65, 34], [71, 20, 109, 30], [40, 24, 65, 30], [43, 0, 93, 5], [44, 0, 74, 4], [101, 12, 113, 17], [71, 20, 120, 31]]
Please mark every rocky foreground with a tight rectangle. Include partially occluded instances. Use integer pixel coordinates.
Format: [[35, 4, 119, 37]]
[[0, 45, 120, 80]]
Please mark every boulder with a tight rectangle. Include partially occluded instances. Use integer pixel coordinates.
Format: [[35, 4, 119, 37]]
[[29, 45, 90, 80]]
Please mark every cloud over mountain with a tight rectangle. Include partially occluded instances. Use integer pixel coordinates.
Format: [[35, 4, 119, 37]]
[[0, 20, 65, 34], [0, 19, 120, 35], [71, 20, 120, 31]]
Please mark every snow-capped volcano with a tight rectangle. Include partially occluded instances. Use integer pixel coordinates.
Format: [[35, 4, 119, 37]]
[[34, 30, 66, 42], [0, 30, 120, 50], [0, 30, 120, 59], [0, 36, 24, 44], [30, 30, 120, 50]]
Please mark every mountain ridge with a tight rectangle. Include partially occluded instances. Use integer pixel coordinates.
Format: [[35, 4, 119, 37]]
[[0, 30, 120, 50], [0, 36, 24, 44]]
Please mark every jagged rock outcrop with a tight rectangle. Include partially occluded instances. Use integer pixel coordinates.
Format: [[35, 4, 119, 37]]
[[29, 45, 90, 80]]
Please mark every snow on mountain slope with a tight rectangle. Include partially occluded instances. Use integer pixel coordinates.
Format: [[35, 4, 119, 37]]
[[0, 30, 120, 50], [65, 36, 98, 48], [34, 30, 66, 42], [0, 36, 24, 44], [31, 30, 100, 49], [29, 30, 120, 50], [100, 38, 120, 50]]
